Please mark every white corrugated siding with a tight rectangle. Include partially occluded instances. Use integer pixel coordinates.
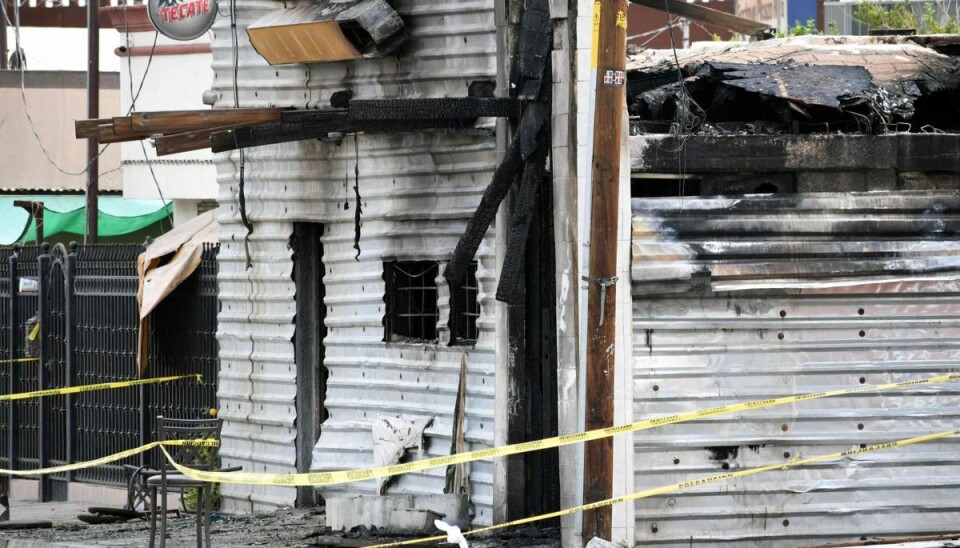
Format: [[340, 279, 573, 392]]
[[630, 191, 960, 546], [211, 0, 498, 516]]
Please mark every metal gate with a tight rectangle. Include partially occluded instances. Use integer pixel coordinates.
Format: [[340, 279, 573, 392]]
[[39, 244, 72, 501], [0, 242, 220, 501]]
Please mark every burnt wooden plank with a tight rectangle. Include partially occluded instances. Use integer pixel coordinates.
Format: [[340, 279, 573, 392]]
[[75, 118, 112, 139], [510, 0, 552, 99], [211, 117, 479, 153], [631, 134, 960, 173], [131, 108, 283, 133], [496, 141, 548, 304], [629, 0, 775, 38], [444, 135, 525, 285], [348, 98, 522, 120], [154, 124, 250, 156]]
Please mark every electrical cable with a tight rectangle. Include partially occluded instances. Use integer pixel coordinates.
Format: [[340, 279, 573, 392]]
[[229, 0, 254, 269], [636, 18, 678, 48], [627, 22, 673, 42], [661, 1, 704, 199], [4, 0, 112, 176], [123, 5, 169, 232]]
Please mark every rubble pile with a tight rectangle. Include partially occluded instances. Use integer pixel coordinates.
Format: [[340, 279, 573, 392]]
[[627, 36, 960, 135]]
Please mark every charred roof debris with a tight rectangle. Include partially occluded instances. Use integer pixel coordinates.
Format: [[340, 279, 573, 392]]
[[628, 36, 960, 137]]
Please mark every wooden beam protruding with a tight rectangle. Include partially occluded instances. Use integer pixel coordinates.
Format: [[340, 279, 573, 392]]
[[130, 108, 284, 134], [154, 124, 251, 156], [75, 118, 113, 139]]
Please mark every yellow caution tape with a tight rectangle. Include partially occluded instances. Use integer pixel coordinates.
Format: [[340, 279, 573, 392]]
[[591, 0, 601, 69], [0, 374, 202, 401], [28, 322, 40, 342], [160, 372, 960, 487], [368, 428, 960, 547], [0, 357, 40, 364], [0, 439, 219, 477]]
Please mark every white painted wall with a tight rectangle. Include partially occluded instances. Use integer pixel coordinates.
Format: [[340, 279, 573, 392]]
[[114, 27, 216, 223]]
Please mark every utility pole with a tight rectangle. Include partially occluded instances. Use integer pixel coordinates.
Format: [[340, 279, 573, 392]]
[[85, 0, 100, 243], [1, 10, 8, 70], [582, 0, 627, 543]]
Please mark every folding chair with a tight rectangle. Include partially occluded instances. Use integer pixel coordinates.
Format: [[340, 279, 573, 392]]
[[148, 416, 237, 548]]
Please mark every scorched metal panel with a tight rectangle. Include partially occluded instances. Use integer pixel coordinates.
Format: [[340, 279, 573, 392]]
[[631, 191, 960, 546]]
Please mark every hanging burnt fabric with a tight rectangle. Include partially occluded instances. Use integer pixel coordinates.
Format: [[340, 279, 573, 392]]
[[246, 0, 408, 65]]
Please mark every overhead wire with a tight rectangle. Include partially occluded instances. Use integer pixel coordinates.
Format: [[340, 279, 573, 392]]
[[3, 0, 112, 176], [659, 0, 702, 201], [123, 5, 169, 232], [1, 0, 160, 180], [228, 0, 254, 269], [1, 0, 163, 243]]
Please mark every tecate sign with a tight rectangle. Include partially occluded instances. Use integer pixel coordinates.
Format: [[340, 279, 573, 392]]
[[148, 0, 217, 41]]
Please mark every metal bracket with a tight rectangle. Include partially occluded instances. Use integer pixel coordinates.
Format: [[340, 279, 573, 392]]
[[582, 275, 619, 325]]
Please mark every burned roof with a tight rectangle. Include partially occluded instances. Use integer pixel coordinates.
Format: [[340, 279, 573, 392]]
[[627, 36, 960, 135]]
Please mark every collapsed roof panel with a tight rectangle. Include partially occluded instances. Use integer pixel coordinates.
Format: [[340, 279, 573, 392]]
[[628, 36, 960, 135]]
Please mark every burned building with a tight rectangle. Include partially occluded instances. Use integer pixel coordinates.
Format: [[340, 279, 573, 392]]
[[70, 2, 960, 544], [628, 35, 960, 545]]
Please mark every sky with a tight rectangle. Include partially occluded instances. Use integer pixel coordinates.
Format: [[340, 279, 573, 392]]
[[5, 26, 122, 72]]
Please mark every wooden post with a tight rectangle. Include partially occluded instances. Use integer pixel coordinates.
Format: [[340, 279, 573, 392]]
[[1, 14, 8, 70], [85, 0, 100, 243], [582, 0, 627, 542], [13, 201, 45, 244]]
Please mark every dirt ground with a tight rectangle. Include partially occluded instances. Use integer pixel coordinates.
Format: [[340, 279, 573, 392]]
[[0, 506, 561, 548]]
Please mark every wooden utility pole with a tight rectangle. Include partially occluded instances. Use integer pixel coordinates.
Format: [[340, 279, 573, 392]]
[[1, 15, 8, 70], [582, 0, 627, 542], [85, 0, 100, 243]]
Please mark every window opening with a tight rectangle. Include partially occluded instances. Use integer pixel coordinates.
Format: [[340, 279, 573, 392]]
[[385, 261, 439, 343], [449, 261, 479, 346]]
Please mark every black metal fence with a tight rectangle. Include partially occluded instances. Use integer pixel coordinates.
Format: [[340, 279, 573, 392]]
[[0, 243, 220, 501]]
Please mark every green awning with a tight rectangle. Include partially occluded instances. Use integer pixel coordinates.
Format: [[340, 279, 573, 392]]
[[0, 195, 173, 245]]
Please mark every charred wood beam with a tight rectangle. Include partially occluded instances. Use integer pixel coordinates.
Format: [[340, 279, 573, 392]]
[[445, 137, 524, 285], [211, 117, 479, 153], [444, 104, 548, 285], [629, 0, 775, 39], [495, 139, 549, 304], [278, 98, 523, 125], [349, 97, 522, 120], [510, 0, 552, 99], [632, 134, 960, 173], [212, 98, 523, 152]]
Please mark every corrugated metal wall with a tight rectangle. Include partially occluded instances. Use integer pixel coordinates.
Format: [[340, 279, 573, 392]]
[[211, 0, 499, 516], [630, 191, 960, 546]]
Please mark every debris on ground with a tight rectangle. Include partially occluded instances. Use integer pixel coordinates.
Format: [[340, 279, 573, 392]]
[[0, 505, 561, 547]]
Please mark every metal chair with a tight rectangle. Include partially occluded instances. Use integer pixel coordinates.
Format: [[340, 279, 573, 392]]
[[148, 416, 233, 548]]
